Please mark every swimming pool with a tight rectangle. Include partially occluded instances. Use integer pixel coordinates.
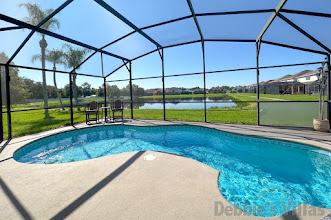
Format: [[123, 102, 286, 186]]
[[13, 125, 331, 217]]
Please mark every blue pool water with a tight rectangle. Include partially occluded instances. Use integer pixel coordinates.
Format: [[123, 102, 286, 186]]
[[14, 125, 331, 217]]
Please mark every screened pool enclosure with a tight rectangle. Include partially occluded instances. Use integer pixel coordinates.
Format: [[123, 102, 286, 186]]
[[0, 0, 331, 140]]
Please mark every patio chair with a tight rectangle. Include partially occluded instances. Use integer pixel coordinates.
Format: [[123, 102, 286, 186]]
[[85, 101, 99, 124], [111, 100, 124, 122]]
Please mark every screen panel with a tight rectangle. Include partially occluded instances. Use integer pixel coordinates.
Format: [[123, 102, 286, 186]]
[[106, 65, 130, 81], [0, 29, 30, 64], [165, 74, 204, 122], [103, 0, 191, 28], [206, 70, 257, 124], [259, 64, 324, 99], [132, 51, 162, 79], [144, 18, 200, 47], [104, 32, 156, 60], [283, 0, 331, 14], [164, 42, 203, 76], [260, 102, 327, 127], [205, 42, 255, 72], [0, 20, 17, 29], [73, 74, 104, 123], [198, 13, 272, 40], [102, 54, 125, 77], [0, 0, 66, 24], [282, 13, 331, 52], [49, 0, 134, 48], [78, 53, 103, 77], [12, 33, 95, 72], [132, 78, 163, 120], [263, 17, 326, 52], [259, 43, 325, 67]]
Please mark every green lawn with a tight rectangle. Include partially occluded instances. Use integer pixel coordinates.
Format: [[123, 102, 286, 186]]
[[2, 109, 86, 139], [127, 109, 257, 124]]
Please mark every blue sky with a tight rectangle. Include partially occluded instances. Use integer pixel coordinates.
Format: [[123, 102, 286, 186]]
[[0, 0, 329, 90]]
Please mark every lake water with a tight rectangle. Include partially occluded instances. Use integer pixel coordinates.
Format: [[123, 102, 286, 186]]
[[134, 97, 236, 109]]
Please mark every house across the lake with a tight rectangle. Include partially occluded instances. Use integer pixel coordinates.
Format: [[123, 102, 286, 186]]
[[244, 69, 321, 95]]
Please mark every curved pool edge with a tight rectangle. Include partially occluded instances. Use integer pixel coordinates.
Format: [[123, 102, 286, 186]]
[[1, 120, 331, 219], [11, 123, 331, 163]]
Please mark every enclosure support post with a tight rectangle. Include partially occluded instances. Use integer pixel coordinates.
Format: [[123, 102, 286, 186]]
[[202, 41, 207, 122], [101, 53, 107, 119], [104, 78, 107, 117], [69, 72, 74, 126], [158, 49, 166, 120], [0, 66, 3, 141], [327, 54, 331, 127], [129, 62, 133, 119], [5, 64, 11, 139], [256, 41, 261, 126]]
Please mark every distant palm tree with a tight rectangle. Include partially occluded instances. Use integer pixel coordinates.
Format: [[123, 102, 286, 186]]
[[63, 44, 89, 111], [32, 49, 66, 110], [21, 3, 60, 114]]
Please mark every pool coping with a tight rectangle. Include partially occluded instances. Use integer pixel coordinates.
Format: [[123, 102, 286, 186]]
[[0, 119, 330, 219]]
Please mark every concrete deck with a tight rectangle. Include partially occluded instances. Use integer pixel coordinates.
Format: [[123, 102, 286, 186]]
[[0, 120, 330, 220]]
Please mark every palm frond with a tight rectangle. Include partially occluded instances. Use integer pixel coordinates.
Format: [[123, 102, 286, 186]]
[[20, 3, 46, 26], [45, 49, 66, 66], [20, 2, 60, 32], [63, 44, 90, 70], [31, 54, 42, 63]]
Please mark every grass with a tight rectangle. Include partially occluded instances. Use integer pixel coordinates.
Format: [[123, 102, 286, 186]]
[[126, 109, 257, 124], [2, 109, 86, 139]]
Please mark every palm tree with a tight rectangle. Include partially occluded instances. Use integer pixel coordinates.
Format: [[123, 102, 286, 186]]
[[32, 49, 66, 110], [62, 44, 89, 111], [21, 3, 60, 114]]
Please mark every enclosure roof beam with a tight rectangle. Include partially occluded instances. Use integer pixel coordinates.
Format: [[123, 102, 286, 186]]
[[0, 26, 24, 32], [280, 9, 331, 18], [0, 13, 130, 62], [256, 0, 287, 42], [277, 13, 331, 54], [6, 0, 74, 65], [196, 9, 274, 17], [94, 0, 162, 49], [261, 40, 328, 55], [186, 0, 204, 41]]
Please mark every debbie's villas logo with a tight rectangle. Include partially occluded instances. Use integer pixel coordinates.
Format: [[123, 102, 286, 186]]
[[214, 201, 326, 217]]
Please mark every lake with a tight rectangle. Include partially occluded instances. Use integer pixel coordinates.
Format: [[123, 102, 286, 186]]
[[132, 97, 236, 109]]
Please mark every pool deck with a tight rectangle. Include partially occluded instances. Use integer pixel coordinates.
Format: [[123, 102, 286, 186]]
[[0, 119, 330, 220]]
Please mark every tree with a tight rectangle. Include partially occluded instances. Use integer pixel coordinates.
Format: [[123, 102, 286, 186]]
[[62, 44, 89, 111], [106, 84, 120, 99], [97, 86, 104, 97], [0, 52, 31, 104], [32, 49, 66, 110], [81, 82, 92, 97], [21, 3, 60, 114]]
